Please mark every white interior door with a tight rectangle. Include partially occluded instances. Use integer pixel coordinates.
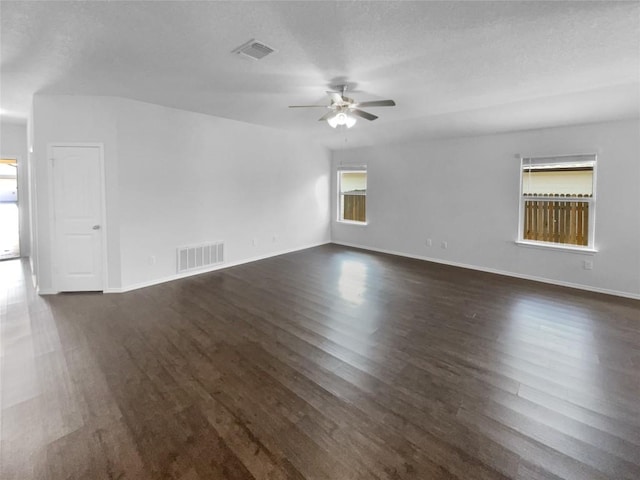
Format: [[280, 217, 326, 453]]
[[51, 145, 104, 291]]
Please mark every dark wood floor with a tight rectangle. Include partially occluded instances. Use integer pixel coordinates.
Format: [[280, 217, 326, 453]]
[[1, 244, 639, 479]]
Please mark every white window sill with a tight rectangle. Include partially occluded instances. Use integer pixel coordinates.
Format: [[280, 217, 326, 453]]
[[515, 240, 597, 255], [337, 220, 368, 226]]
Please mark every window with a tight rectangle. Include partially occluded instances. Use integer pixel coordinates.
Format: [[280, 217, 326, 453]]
[[338, 168, 367, 224], [519, 154, 596, 249]]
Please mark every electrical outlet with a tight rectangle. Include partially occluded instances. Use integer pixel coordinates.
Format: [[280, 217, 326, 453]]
[[441, 241, 448, 249], [252, 238, 258, 246], [148, 255, 156, 265], [426, 238, 432, 247], [583, 260, 593, 270]]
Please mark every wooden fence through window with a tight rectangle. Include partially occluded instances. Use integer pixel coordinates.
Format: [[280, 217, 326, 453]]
[[523, 194, 590, 246], [343, 194, 366, 222]]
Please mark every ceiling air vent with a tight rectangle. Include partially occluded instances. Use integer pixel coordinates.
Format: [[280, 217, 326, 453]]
[[233, 39, 275, 60]]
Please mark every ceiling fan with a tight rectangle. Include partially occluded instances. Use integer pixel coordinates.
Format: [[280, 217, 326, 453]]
[[289, 85, 396, 128]]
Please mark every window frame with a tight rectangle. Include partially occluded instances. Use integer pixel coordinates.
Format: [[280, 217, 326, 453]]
[[337, 167, 368, 225], [517, 154, 597, 252]]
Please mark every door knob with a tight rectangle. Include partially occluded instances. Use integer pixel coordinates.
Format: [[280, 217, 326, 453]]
[[92, 225, 101, 230]]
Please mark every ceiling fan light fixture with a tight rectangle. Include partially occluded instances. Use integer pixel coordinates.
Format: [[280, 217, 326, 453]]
[[326, 112, 357, 129], [345, 115, 357, 128], [327, 114, 339, 128]]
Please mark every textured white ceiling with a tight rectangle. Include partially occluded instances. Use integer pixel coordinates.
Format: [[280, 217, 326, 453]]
[[1, 1, 638, 148]]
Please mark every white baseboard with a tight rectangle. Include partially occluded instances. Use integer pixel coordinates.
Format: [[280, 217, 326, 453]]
[[332, 241, 640, 301], [37, 288, 59, 295], [104, 240, 331, 294]]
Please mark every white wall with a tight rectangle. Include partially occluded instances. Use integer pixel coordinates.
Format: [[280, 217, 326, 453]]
[[33, 95, 331, 292], [0, 121, 30, 257], [332, 120, 640, 298], [115, 99, 331, 289], [32, 96, 120, 291]]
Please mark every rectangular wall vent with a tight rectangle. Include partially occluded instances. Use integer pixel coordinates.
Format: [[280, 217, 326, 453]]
[[233, 39, 275, 60], [177, 241, 224, 274]]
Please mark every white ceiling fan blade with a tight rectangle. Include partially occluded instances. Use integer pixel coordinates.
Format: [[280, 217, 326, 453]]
[[288, 105, 330, 108], [318, 111, 336, 121], [351, 109, 378, 121], [355, 100, 396, 107]]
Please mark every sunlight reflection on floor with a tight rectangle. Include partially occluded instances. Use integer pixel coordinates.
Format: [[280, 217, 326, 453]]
[[338, 259, 368, 306]]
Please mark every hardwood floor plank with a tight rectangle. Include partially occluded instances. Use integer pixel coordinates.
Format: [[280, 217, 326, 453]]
[[456, 406, 612, 480], [461, 400, 640, 478], [517, 384, 640, 447], [481, 387, 640, 462]]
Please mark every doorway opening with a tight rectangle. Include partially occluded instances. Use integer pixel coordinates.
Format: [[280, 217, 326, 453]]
[[0, 158, 20, 260]]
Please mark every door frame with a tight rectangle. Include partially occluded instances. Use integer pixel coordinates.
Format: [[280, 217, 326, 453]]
[[0, 155, 21, 260], [47, 142, 108, 292]]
